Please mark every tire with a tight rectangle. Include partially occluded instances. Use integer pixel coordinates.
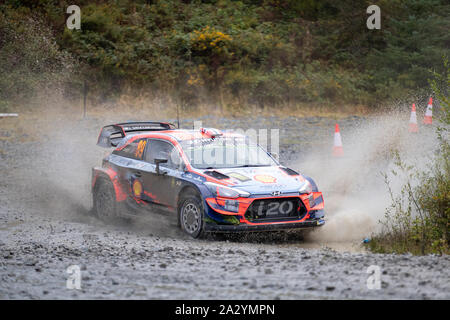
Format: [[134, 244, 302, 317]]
[[178, 190, 204, 239], [93, 178, 120, 223]]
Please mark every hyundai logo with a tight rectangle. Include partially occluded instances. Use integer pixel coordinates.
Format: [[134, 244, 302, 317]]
[[271, 191, 282, 196]]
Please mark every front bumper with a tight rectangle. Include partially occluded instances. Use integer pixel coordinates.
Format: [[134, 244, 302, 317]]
[[204, 218, 325, 232], [203, 192, 325, 233]]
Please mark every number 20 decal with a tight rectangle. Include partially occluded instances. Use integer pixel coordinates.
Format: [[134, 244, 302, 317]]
[[258, 201, 294, 216]]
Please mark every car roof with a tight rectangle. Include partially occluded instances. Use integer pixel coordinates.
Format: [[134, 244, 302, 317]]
[[126, 129, 246, 142]]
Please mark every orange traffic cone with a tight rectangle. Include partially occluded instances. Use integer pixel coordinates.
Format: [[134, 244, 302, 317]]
[[409, 103, 418, 133], [333, 123, 344, 157], [423, 97, 433, 125]]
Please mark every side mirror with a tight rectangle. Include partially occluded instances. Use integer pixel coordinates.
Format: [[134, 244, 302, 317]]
[[154, 158, 168, 175]]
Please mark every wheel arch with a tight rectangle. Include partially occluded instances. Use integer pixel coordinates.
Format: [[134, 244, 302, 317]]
[[92, 167, 127, 202], [176, 183, 203, 207]]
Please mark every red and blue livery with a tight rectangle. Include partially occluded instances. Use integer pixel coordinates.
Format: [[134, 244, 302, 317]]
[[92, 121, 325, 238]]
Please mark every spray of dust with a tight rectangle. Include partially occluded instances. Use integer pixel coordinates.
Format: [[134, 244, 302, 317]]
[[3, 97, 443, 245], [2, 97, 187, 237], [295, 109, 441, 245]]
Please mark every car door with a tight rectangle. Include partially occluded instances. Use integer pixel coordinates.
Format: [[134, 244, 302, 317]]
[[110, 138, 148, 201], [142, 138, 184, 208]]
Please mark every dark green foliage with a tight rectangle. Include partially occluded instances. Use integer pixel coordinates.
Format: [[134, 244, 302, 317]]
[[0, 6, 74, 111], [1, 0, 449, 109]]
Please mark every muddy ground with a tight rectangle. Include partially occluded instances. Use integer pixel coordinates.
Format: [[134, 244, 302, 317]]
[[0, 114, 449, 299]]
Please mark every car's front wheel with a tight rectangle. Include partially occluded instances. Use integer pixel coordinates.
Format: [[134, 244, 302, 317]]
[[178, 190, 204, 238]]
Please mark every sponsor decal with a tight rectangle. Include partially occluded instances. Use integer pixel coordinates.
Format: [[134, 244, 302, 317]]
[[228, 172, 251, 182], [135, 140, 147, 159], [133, 180, 143, 197], [123, 124, 159, 131], [182, 172, 206, 183], [254, 174, 277, 184]]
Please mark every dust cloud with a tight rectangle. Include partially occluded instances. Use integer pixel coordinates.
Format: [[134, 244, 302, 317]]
[[3, 100, 443, 248], [297, 110, 442, 244], [4, 101, 176, 228]]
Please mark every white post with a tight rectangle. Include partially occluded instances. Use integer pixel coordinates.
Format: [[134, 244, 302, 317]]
[[0, 113, 19, 118]]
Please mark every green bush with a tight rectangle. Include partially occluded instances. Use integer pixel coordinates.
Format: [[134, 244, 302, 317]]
[[368, 58, 450, 255], [0, 6, 74, 109]]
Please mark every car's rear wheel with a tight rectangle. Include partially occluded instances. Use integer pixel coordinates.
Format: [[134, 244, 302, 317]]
[[178, 190, 204, 238], [93, 179, 119, 222]]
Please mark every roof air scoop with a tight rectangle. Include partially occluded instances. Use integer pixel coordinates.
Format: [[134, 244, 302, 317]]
[[200, 128, 223, 139]]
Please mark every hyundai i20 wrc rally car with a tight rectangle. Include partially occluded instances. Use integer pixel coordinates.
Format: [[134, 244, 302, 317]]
[[92, 121, 325, 238]]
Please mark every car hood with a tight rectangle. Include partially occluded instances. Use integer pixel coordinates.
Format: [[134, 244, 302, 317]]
[[204, 166, 307, 196]]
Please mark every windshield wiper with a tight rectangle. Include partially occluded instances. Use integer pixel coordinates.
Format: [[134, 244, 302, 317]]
[[230, 164, 271, 168]]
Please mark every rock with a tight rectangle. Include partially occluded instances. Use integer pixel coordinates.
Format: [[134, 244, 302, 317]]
[[24, 259, 37, 266]]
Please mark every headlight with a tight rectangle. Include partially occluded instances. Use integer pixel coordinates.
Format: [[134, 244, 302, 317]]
[[205, 182, 250, 199], [299, 180, 312, 194]]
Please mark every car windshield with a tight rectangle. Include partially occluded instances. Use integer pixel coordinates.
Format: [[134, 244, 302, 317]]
[[180, 136, 277, 169]]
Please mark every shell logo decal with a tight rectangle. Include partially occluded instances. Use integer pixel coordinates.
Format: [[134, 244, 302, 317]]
[[133, 180, 143, 197], [254, 174, 277, 184]]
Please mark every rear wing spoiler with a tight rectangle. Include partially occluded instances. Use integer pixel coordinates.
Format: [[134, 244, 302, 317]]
[[97, 121, 176, 148]]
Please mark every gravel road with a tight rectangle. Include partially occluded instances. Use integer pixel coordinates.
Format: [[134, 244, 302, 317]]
[[0, 114, 449, 299]]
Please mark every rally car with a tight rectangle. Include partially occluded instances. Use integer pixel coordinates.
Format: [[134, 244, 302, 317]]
[[92, 121, 325, 238]]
